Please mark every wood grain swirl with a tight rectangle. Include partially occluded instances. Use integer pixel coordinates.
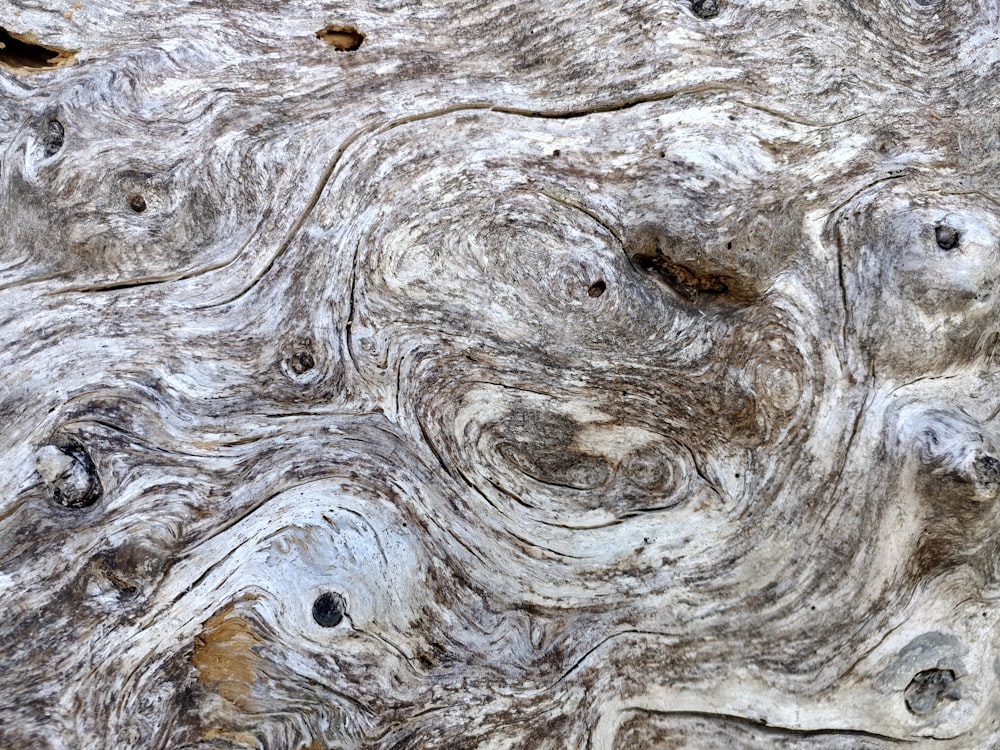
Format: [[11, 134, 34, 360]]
[[2, 0, 1000, 747]]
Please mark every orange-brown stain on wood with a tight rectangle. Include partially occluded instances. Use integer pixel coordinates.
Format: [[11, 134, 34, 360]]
[[315, 24, 365, 51], [191, 595, 262, 708]]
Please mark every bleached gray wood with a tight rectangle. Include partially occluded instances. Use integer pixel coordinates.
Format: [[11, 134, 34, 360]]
[[2, 0, 999, 747]]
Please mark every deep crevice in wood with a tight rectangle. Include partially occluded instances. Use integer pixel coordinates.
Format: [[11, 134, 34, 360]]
[[0, 26, 77, 70]]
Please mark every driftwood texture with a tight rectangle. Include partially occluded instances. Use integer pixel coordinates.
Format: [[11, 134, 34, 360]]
[[2, 0, 999, 747]]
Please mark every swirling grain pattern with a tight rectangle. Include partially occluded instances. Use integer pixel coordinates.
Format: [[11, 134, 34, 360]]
[[1, 0, 999, 747]]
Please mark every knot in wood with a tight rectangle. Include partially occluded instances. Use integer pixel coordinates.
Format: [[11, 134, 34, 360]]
[[312, 592, 346, 628], [904, 669, 961, 715], [691, 0, 721, 19], [35, 442, 102, 509]]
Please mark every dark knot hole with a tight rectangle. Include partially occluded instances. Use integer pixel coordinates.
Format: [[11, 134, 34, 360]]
[[935, 224, 960, 251], [128, 194, 147, 213], [312, 591, 345, 627]]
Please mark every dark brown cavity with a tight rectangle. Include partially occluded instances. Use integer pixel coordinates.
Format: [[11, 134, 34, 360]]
[[289, 350, 316, 374], [633, 253, 733, 300], [128, 194, 147, 213], [588, 280, 607, 297], [0, 27, 78, 71]]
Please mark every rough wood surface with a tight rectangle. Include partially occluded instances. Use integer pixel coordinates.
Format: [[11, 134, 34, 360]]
[[2, 0, 999, 747]]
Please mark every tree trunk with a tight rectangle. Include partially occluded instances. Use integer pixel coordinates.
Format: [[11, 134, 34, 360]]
[[2, 0, 998, 747]]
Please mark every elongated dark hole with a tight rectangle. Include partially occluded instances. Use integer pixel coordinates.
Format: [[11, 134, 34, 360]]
[[0, 27, 75, 70]]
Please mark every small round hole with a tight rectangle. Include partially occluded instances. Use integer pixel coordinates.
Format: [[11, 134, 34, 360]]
[[552, 149, 561, 157], [312, 591, 345, 627], [935, 224, 959, 250], [128, 194, 147, 213], [588, 280, 607, 298]]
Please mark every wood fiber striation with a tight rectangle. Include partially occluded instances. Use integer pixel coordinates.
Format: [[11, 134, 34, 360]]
[[1, 0, 999, 748]]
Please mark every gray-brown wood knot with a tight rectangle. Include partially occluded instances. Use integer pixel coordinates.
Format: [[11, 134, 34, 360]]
[[691, 0, 720, 19], [905, 669, 961, 715], [916, 414, 1000, 502], [827, 186, 1000, 375], [973, 453, 1000, 496], [282, 347, 319, 382], [35, 442, 102, 508], [495, 410, 612, 492], [90, 543, 165, 600], [40, 119, 64, 159], [289, 350, 316, 375]]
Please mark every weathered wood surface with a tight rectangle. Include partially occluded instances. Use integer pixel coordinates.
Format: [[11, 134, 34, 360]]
[[2, 0, 999, 747]]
